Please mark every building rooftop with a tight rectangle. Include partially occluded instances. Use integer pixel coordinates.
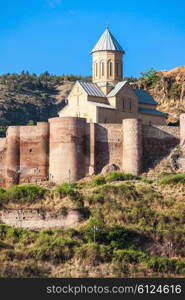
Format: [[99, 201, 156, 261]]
[[134, 89, 157, 105], [91, 27, 124, 53], [139, 107, 167, 116], [89, 101, 115, 110], [78, 81, 106, 98], [107, 81, 127, 97]]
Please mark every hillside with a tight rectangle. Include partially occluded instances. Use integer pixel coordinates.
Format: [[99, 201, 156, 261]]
[[0, 72, 91, 136], [133, 66, 185, 123], [0, 173, 185, 278], [0, 67, 185, 135]]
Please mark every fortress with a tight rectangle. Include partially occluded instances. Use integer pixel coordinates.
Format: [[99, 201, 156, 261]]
[[0, 28, 184, 188]]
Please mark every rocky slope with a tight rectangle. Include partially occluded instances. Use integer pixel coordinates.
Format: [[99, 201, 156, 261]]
[[135, 66, 185, 123]]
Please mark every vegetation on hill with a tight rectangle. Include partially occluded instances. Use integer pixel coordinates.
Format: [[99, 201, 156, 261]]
[[0, 66, 185, 135], [0, 71, 91, 136], [134, 66, 185, 123], [0, 173, 185, 278]]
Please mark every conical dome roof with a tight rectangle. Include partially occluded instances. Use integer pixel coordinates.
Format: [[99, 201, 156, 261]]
[[91, 27, 124, 53]]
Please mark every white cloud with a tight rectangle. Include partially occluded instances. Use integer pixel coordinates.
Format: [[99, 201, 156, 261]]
[[48, 0, 63, 8]]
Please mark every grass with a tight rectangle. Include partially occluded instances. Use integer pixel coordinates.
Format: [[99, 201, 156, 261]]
[[106, 172, 138, 182], [54, 183, 84, 208], [0, 185, 46, 204], [0, 222, 184, 277], [0, 175, 185, 278], [92, 172, 139, 186], [159, 174, 185, 184]]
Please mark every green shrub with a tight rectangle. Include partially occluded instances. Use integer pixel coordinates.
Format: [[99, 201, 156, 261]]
[[141, 177, 153, 184], [105, 172, 138, 182], [147, 257, 185, 275], [54, 183, 76, 196], [75, 243, 112, 265], [30, 232, 77, 261], [99, 184, 139, 201], [91, 175, 106, 186], [0, 187, 6, 194], [0, 185, 46, 204], [167, 83, 181, 99], [0, 225, 37, 245], [159, 174, 185, 184], [54, 183, 84, 208], [0, 187, 6, 207], [113, 248, 147, 264], [84, 216, 106, 243], [105, 225, 129, 249]]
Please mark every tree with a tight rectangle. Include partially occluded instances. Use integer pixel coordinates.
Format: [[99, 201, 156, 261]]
[[27, 120, 35, 126], [139, 68, 161, 87]]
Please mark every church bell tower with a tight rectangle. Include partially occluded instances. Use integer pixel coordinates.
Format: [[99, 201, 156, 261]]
[[91, 27, 125, 94]]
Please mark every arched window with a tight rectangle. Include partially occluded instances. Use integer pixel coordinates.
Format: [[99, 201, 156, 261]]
[[95, 63, 98, 77], [122, 98, 125, 111], [116, 63, 119, 76], [129, 99, 132, 113], [120, 63, 123, 78], [109, 61, 113, 77], [102, 61, 105, 76]]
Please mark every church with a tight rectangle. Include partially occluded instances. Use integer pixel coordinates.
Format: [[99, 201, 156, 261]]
[[59, 27, 166, 125]]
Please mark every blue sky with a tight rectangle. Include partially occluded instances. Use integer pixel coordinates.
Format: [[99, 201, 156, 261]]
[[0, 0, 185, 77]]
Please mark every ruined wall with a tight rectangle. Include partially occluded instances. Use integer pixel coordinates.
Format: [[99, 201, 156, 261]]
[[0, 208, 82, 229], [142, 125, 180, 171]]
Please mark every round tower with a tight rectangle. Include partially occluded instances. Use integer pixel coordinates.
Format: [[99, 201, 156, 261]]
[[122, 119, 142, 176], [6, 126, 20, 188], [91, 27, 125, 89], [49, 117, 86, 184]]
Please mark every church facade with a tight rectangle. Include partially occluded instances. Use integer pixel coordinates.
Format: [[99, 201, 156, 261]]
[[59, 27, 166, 125]]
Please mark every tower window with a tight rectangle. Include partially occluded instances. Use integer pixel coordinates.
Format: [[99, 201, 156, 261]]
[[95, 63, 98, 77], [116, 63, 119, 76], [102, 62, 104, 76], [122, 99, 125, 111], [129, 99, 132, 113], [109, 61, 113, 77]]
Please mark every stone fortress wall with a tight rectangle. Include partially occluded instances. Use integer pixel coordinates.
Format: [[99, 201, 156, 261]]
[[0, 115, 182, 189]]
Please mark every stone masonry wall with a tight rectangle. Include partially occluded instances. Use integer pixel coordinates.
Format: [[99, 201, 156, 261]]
[[142, 125, 180, 171], [0, 138, 6, 186], [0, 117, 182, 188], [0, 208, 83, 229], [95, 124, 123, 173]]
